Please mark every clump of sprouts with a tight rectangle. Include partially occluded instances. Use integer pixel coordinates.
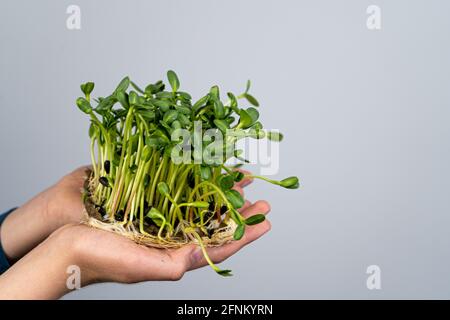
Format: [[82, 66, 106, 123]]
[[76, 71, 298, 276]]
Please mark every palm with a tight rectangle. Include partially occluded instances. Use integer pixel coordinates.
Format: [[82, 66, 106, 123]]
[[52, 166, 271, 281], [67, 197, 270, 282]]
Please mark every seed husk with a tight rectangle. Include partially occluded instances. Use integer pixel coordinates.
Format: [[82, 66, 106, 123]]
[[104, 160, 111, 174], [99, 177, 110, 188]]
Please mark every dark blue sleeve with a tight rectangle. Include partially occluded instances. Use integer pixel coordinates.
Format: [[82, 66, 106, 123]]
[[0, 208, 16, 275]]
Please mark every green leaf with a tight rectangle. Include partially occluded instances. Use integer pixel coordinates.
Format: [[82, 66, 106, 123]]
[[175, 105, 191, 115], [244, 214, 266, 226], [145, 84, 157, 96], [155, 90, 171, 99], [213, 119, 229, 134], [128, 91, 139, 106], [213, 100, 225, 119], [146, 130, 170, 147], [167, 70, 180, 92], [267, 131, 284, 142], [130, 81, 144, 94], [157, 182, 170, 196], [233, 171, 244, 182], [227, 92, 240, 113], [244, 93, 259, 107], [163, 110, 178, 124], [245, 80, 251, 93], [171, 120, 181, 130], [209, 85, 220, 100], [246, 107, 259, 123], [200, 165, 212, 181], [88, 123, 96, 138], [115, 76, 130, 93], [225, 116, 235, 125], [177, 113, 191, 127], [177, 91, 192, 101], [76, 97, 92, 114], [146, 207, 165, 227], [80, 82, 95, 96], [280, 176, 299, 189], [192, 94, 209, 113], [96, 95, 117, 112], [152, 99, 172, 111], [225, 189, 244, 208], [233, 224, 245, 240], [139, 110, 156, 121], [116, 91, 129, 109], [217, 269, 233, 277], [217, 174, 235, 191], [252, 122, 263, 130], [141, 145, 152, 161], [238, 109, 253, 129]]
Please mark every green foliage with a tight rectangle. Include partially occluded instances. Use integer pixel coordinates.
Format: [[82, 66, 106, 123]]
[[75, 70, 299, 277]]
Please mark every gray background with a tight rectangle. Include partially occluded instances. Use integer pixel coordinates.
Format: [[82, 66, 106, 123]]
[[1, 0, 449, 299]]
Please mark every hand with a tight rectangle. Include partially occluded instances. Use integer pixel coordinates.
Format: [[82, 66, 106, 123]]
[[0, 166, 91, 261], [0, 199, 271, 299], [0, 166, 254, 262], [70, 197, 270, 284], [47, 166, 92, 226]]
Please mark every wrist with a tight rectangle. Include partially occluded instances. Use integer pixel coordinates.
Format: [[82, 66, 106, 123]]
[[48, 225, 97, 288], [0, 224, 84, 299], [0, 188, 57, 261]]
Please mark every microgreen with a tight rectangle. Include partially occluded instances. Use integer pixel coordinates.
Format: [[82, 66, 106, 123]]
[[76, 70, 299, 276], [244, 214, 266, 226]]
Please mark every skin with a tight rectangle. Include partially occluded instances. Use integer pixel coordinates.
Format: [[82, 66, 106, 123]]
[[0, 166, 271, 299]]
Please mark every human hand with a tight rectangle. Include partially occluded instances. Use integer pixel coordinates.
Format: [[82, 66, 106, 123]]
[[0, 199, 270, 299], [0, 166, 253, 262], [0, 166, 91, 261]]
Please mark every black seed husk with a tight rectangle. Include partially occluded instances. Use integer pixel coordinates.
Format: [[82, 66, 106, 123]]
[[98, 206, 106, 215], [115, 209, 124, 220], [99, 177, 110, 187], [104, 160, 111, 174]]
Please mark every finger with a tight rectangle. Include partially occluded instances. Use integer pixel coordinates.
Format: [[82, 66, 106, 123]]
[[240, 200, 271, 218], [187, 201, 271, 270], [166, 244, 198, 280], [174, 200, 271, 272], [232, 185, 244, 197], [238, 200, 252, 213], [188, 220, 271, 271], [195, 201, 271, 268], [59, 165, 92, 188], [71, 165, 92, 176], [194, 200, 271, 266], [138, 200, 260, 279], [234, 169, 253, 188]]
